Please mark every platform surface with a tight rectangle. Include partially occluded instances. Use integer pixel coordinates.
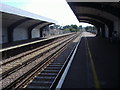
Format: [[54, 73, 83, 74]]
[[61, 32, 119, 88], [0, 33, 73, 52]]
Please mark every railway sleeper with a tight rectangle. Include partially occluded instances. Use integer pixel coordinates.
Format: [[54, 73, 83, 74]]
[[27, 85, 49, 89], [50, 62, 64, 65], [45, 67, 61, 70], [40, 72, 58, 76], [27, 76, 54, 89], [29, 80, 53, 85], [52, 60, 65, 63], [48, 64, 63, 67], [43, 69, 59, 73], [27, 81, 52, 87], [34, 76, 55, 81]]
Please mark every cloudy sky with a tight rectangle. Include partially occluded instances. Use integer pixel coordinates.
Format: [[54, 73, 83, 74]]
[[2, 0, 93, 27]]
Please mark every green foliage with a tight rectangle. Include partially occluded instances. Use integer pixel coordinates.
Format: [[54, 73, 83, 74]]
[[79, 25, 82, 29], [63, 24, 81, 32], [85, 26, 96, 31], [64, 28, 70, 31]]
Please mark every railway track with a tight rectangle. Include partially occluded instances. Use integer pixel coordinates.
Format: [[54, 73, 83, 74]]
[[1, 33, 80, 89], [0, 35, 71, 76], [25, 33, 81, 89]]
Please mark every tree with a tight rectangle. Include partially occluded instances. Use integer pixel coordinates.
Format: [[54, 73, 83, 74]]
[[63, 24, 80, 32], [79, 25, 82, 29]]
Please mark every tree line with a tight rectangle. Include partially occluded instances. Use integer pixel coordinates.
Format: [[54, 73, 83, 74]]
[[49, 24, 96, 33], [62, 25, 82, 32]]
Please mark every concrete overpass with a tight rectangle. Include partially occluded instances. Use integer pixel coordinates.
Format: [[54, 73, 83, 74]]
[[1, 1, 120, 44], [0, 4, 57, 44], [66, 0, 120, 39]]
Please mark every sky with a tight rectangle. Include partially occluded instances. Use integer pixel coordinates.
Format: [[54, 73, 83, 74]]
[[2, 0, 93, 27]]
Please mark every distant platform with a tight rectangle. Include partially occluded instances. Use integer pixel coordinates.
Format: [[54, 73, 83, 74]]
[[0, 33, 74, 52]]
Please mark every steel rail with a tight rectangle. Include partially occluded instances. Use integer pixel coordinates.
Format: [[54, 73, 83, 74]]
[[2, 34, 78, 90]]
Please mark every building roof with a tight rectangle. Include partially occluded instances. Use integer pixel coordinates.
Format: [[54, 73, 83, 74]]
[[0, 3, 58, 24]]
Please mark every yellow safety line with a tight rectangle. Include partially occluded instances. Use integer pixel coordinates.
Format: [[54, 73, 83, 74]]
[[86, 38, 101, 89]]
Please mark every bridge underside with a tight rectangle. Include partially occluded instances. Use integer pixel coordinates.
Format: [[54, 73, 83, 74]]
[[67, 2, 120, 38]]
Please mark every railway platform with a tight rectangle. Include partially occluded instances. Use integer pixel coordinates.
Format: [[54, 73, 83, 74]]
[[1, 33, 73, 50], [58, 32, 119, 88], [1, 38, 45, 49], [1, 33, 74, 59]]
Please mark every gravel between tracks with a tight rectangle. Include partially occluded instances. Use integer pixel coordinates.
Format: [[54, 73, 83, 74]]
[[1, 34, 75, 89]]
